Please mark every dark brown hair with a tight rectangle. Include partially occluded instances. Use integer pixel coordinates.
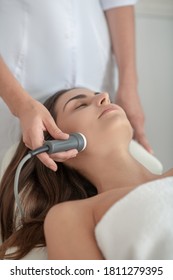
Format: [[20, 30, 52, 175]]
[[0, 89, 97, 259]]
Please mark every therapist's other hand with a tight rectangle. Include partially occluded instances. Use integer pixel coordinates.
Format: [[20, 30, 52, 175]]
[[115, 84, 153, 154], [18, 97, 78, 171]]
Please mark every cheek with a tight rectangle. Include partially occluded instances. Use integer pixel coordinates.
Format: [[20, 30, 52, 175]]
[[57, 114, 92, 135]]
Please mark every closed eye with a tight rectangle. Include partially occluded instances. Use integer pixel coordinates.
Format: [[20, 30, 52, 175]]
[[75, 103, 88, 110]]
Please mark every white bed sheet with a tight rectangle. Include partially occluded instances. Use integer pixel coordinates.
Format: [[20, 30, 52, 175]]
[[95, 177, 173, 260]]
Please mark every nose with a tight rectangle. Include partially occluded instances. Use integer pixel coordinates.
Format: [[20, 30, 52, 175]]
[[94, 92, 110, 106]]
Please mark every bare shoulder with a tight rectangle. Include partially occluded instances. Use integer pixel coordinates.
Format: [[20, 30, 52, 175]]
[[44, 187, 134, 232], [44, 198, 104, 259], [45, 198, 94, 217], [44, 198, 96, 230], [44, 191, 131, 260]]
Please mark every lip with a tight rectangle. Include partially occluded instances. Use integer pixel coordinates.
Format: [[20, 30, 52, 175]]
[[98, 104, 119, 119]]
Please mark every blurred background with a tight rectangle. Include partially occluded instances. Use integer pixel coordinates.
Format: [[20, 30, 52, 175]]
[[135, 0, 173, 171]]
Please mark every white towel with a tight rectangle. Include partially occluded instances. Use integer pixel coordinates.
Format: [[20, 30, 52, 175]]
[[95, 177, 173, 260]]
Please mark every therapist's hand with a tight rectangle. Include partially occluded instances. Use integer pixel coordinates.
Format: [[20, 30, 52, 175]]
[[115, 83, 153, 154], [18, 97, 78, 171]]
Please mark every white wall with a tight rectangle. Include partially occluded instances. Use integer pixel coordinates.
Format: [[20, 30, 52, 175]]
[[135, 0, 173, 171]]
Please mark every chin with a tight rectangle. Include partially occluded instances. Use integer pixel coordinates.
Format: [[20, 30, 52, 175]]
[[111, 115, 132, 132], [105, 118, 133, 145]]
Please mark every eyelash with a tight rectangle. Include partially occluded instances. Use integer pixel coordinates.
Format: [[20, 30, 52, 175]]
[[75, 103, 87, 110]]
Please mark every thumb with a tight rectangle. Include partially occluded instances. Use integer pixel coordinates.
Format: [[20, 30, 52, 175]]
[[44, 116, 69, 140], [134, 130, 154, 154]]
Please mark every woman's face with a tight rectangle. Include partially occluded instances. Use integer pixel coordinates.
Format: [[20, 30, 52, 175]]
[[55, 88, 133, 155]]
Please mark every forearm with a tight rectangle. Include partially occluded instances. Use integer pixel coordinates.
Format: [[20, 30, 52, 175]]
[[105, 6, 138, 85], [0, 56, 32, 117]]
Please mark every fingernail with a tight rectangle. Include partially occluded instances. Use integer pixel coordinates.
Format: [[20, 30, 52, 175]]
[[58, 131, 69, 138], [72, 153, 77, 158], [150, 148, 154, 155], [49, 164, 57, 172], [72, 151, 78, 157]]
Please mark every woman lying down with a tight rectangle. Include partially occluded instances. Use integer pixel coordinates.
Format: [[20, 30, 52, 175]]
[[0, 88, 173, 260]]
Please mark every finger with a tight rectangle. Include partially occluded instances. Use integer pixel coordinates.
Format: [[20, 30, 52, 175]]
[[23, 133, 33, 149], [50, 149, 78, 162], [22, 121, 45, 149], [27, 132, 58, 171], [45, 117, 69, 140], [139, 138, 154, 154], [31, 132, 45, 150], [30, 133, 58, 170], [133, 131, 154, 154], [25, 137, 58, 171], [132, 119, 154, 154], [23, 136, 41, 150], [37, 152, 58, 171]]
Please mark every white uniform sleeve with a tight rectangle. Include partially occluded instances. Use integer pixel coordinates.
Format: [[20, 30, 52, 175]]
[[100, 0, 138, 11]]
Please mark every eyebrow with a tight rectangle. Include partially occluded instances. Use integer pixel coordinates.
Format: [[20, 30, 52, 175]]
[[63, 92, 100, 111]]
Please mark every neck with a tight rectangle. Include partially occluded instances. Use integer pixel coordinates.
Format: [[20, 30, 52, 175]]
[[79, 148, 160, 193]]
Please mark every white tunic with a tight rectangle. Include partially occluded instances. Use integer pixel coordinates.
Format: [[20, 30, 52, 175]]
[[0, 0, 137, 164]]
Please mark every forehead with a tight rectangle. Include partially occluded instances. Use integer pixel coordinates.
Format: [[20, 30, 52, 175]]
[[56, 88, 95, 110]]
